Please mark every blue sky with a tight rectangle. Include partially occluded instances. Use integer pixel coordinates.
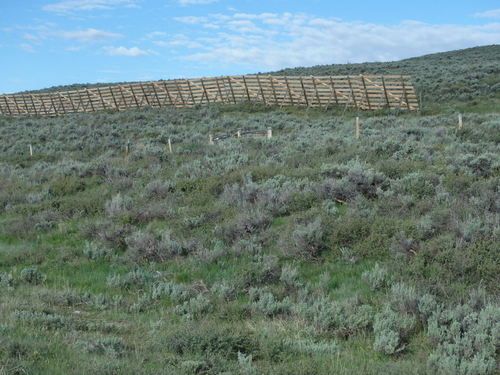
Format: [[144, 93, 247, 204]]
[[1, 0, 499, 93]]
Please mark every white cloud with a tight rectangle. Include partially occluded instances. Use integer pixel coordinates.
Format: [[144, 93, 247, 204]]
[[19, 43, 36, 53], [43, 0, 139, 14], [474, 9, 500, 19], [178, 0, 218, 5], [174, 16, 208, 24], [104, 46, 148, 56], [146, 31, 167, 39], [23, 33, 39, 42], [60, 28, 122, 42], [168, 13, 500, 70]]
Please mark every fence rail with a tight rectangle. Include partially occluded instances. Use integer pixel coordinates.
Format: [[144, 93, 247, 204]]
[[0, 75, 418, 117]]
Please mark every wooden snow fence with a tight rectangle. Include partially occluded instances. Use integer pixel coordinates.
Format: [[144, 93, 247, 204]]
[[0, 75, 418, 117]]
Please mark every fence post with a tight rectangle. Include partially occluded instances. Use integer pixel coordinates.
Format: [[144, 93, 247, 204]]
[[125, 139, 130, 156], [267, 127, 272, 139], [168, 137, 173, 153], [355, 117, 360, 139], [458, 114, 463, 130], [209, 134, 214, 145], [29, 144, 33, 157], [237, 129, 241, 138]]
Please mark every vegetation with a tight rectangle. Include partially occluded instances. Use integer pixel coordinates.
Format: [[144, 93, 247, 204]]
[[0, 46, 498, 374]]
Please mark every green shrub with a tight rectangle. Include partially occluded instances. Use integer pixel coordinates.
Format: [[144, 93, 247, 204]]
[[283, 217, 324, 259], [78, 336, 130, 358], [20, 267, 45, 284], [373, 307, 417, 355], [174, 294, 212, 319], [389, 283, 420, 314], [362, 263, 390, 290], [106, 268, 159, 290], [279, 264, 302, 288], [427, 303, 499, 375], [249, 288, 291, 317]]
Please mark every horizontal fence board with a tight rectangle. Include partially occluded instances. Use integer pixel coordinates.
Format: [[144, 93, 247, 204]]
[[0, 74, 418, 116]]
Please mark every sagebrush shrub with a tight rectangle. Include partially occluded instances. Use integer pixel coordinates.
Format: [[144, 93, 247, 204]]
[[279, 264, 302, 288], [20, 267, 44, 284], [373, 307, 416, 355], [174, 294, 212, 319], [78, 336, 129, 358], [389, 282, 420, 314], [362, 263, 390, 290], [249, 288, 291, 317], [105, 193, 132, 219], [285, 218, 324, 259], [427, 303, 499, 375]]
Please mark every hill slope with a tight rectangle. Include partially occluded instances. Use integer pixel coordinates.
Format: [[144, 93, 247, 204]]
[[0, 46, 499, 374]]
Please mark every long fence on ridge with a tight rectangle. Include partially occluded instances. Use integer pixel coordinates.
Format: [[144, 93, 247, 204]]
[[0, 75, 418, 117]]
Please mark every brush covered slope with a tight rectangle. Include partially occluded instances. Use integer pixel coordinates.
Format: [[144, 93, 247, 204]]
[[0, 47, 499, 374]]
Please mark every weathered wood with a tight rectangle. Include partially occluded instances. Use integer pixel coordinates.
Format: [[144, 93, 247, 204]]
[[242, 76, 251, 101], [227, 77, 237, 104], [360, 75, 371, 110], [186, 79, 195, 105], [109, 86, 120, 109], [140, 83, 151, 106], [299, 77, 309, 106], [256, 75, 266, 104], [329, 77, 339, 105], [269, 75, 278, 105], [162, 82, 174, 106], [151, 82, 162, 107], [215, 77, 224, 102], [401, 75, 410, 110], [30, 95, 38, 116], [381, 77, 390, 107], [3, 96, 12, 115], [284, 76, 294, 105], [200, 79, 209, 103], [347, 76, 357, 108]]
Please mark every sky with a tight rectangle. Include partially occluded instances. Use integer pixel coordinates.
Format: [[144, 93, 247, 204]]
[[0, 1, 499, 93]]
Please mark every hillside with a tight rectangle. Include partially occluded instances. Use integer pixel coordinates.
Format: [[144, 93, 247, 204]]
[[274, 45, 500, 112], [0, 47, 499, 374]]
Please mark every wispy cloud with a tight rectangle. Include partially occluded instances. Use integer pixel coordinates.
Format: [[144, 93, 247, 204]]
[[104, 46, 148, 56], [19, 43, 36, 53], [173, 16, 208, 24], [60, 28, 122, 42], [474, 9, 500, 19], [43, 0, 139, 14], [170, 13, 500, 70], [178, 0, 218, 6]]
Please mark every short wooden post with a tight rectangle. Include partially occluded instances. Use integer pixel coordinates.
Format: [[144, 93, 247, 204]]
[[209, 134, 214, 145], [29, 144, 33, 157], [458, 114, 463, 129], [355, 117, 360, 139], [125, 139, 130, 156], [237, 129, 241, 138], [267, 127, 272, 139], [168, 138, 173, 153]]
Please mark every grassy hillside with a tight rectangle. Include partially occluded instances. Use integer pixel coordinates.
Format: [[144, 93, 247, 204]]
[[0, 47, 499, 374]]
